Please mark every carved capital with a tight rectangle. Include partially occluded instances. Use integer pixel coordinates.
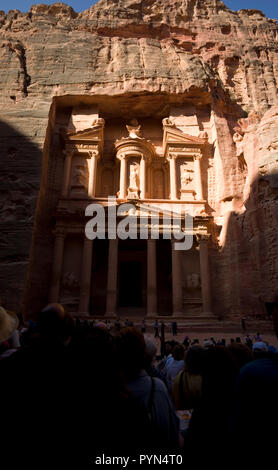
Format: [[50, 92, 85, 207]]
[[167, 153, 178, 161], [117, 153, 126, 161], [196, 233, 210, 243], [193, 153, 202, 161], [62, 149, 73, 159], [54, 227, 66, 239], [88, 150, 100, 159]]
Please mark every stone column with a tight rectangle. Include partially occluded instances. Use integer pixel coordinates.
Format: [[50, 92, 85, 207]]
[[61, 151, 72, 198], [194, 154, 204, 200], [78, 237, 93, 315], [49, 229, 66, 303], [88, 151, 99, 197], [140, 156, 146, 199], [106, 239, 118, 317], [168, 154, 178, 200], [197, 234, 212, 313], [118, 155, 127, 199], [171, 240, 183, 315], [147, 239, 157, 317]]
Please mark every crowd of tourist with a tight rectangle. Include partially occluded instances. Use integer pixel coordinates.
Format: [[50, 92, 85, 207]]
[[1, 300, 278, 465]]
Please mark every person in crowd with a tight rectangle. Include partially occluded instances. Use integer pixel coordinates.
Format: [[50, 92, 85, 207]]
[[154, 319, 159, 337], [231, 295, 278, 460], [241, 317, 246, 332], [185, 346, 237, 458], [171, 321, 177, 336], [203, 338, 214, 349], [252, 340, 269, 359], [167, 344, 185, 389], [158, 340, 175, 372], [141, 319, 146, 334], [161, 321, 165, 341], [145, 338, 169, 389], [183, 335, 190, 348], [254, 331, 262, 342], [116, 327, 180, 449], [227, 342, 253, 373], [0, 306, 20, 359], [172, 345, 204, 410], [1, 305, 152, 465], [244, 333, 253, 349]]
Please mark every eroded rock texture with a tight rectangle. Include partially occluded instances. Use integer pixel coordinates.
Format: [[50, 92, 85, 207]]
[[0, 0, 277, 318]]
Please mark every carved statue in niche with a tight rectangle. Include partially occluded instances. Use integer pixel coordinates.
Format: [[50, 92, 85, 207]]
[[72, 163, 88, 190], [187, 273, 201, 289], [62, 272, 79, 290], [126, 118, 142, 139], [180, 163, 193, 189], [127, 162, 140, 199]]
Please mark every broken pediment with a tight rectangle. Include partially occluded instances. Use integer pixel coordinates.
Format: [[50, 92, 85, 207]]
[[163, 124, 206, 157], [62, 119, 105, 154]]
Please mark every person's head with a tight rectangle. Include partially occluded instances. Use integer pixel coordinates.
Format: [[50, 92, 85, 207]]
[[165, 341, 172, 355], [201, 346, 237, 402], [145, 339, 157, 369], [235, 337, 241, 343], [227, 343, 253, 372], [38, 303, 74, 345], [116, 327, 146, 379], [252, 341, 269, 359], [172, 343, 185, 361], [185, 345, 205, 375]]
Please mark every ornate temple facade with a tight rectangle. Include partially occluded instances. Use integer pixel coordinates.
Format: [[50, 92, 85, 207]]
[[48, 105, 213, 318]]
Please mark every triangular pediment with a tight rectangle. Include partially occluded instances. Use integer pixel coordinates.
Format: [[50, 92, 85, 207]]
[[66, 127, 102, 141], [163, 126, 205, 155]]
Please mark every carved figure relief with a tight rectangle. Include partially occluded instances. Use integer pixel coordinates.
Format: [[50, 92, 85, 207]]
[[180, 163, 194, 189], [126, 119, 142, 139], [71, 161, 88, 191], [62, 271, 79, 290], [187, 273, 201, 289], [127, 162, 140, 198]]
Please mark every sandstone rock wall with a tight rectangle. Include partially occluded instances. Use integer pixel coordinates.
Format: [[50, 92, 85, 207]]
[[0, 0, 277, 316]]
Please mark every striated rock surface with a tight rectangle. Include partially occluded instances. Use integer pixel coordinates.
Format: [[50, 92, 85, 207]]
[[0, 0, 277, 318]]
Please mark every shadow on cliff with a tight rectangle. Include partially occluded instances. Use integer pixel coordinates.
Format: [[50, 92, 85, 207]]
[[0, 118, 49, 316], [215, 169, 278, 322]]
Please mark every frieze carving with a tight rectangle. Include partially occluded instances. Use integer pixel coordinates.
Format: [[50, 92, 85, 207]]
[[168, 146, 202, 154]]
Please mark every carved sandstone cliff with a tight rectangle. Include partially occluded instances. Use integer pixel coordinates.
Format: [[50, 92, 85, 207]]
[[0, 0, 277, 317]]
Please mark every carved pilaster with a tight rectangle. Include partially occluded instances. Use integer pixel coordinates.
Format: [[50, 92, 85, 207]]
[[49, 228, 66, 302], [197, 234, 212, 313], [167, 153, 178, 200]]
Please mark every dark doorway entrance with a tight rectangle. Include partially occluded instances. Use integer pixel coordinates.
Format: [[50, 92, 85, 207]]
[[119, 261, 142, 307], [157, 239, 172, 315], [117, 239, 147, 313], [90, 239, 109, 315]]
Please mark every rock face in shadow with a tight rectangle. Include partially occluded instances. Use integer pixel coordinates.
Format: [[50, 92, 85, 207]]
[[0, 0, 277, 317]]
